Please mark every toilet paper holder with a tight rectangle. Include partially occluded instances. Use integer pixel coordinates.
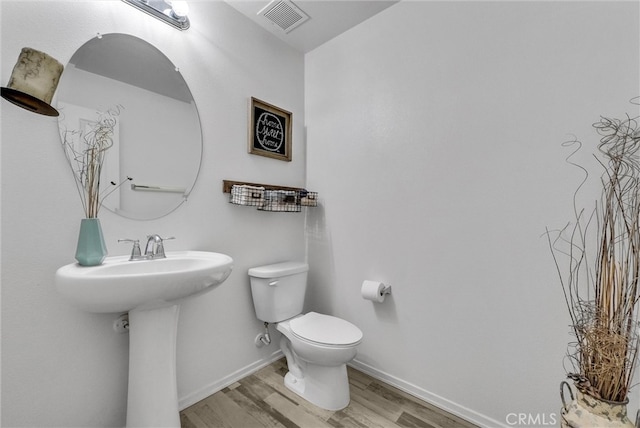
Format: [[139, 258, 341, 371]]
[[361, 280, 392, 303]]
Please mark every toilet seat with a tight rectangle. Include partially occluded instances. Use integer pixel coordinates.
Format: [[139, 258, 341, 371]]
[[289, 312, 363, 347]]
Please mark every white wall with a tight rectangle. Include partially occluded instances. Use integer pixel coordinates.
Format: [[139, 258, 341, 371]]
[[305, 1, 639, 426], [1, 1, 305, 426]]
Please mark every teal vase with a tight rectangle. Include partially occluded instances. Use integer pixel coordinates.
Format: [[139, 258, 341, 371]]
[[75, 218, 107, 266]]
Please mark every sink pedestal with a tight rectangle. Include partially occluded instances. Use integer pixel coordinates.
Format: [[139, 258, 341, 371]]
[[126, 303, 181, 428]]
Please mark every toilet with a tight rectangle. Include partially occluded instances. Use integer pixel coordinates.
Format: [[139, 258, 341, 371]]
[[248, 261, 363, 411]]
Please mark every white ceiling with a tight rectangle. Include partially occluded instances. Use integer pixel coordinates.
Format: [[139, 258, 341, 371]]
[[224, 0, 399, 53]]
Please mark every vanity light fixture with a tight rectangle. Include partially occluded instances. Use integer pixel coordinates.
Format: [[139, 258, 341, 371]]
[[1, 47, 64, 116], [121, 0, 190, 30]]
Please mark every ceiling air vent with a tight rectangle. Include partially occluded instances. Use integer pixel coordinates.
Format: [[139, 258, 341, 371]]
[[258, 0, 310, 34]]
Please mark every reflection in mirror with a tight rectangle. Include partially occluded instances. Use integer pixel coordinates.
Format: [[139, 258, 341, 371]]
[[57, 33, 202, 220]]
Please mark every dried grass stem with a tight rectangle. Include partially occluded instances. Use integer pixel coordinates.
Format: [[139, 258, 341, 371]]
[[548, 105, 640, 402], [60, 106, 130, 218]]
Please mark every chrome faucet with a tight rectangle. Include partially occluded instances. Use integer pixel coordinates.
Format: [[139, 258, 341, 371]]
[[119, 234, 174, 260], [145, 234, 166, 259]]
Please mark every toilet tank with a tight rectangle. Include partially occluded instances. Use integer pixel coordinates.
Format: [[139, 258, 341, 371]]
[[248, 261, 309, 323]]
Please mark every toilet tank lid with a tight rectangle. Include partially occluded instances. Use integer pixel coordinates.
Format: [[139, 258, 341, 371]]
[[248, 261, 309, 278]]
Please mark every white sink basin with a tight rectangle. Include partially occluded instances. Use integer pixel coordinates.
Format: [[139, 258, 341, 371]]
[[55, 250, 234, 313]]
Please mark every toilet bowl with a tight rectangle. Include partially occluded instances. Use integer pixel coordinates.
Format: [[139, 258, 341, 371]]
[[279, 312, 361, 365], [248, 261, 364, 411], [276, 312, 362, 410]]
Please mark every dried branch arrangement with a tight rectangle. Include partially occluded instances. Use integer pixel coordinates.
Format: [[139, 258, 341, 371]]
[[549, 104, 640, 402], [60, 105, 131, 218]]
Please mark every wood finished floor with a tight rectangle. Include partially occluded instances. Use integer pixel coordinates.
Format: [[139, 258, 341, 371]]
[[180, 358, 478, 428]]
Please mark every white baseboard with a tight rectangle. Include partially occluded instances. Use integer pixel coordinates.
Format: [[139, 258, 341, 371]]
[[178, 350, 284, 410], [348, 359, 507, 428]]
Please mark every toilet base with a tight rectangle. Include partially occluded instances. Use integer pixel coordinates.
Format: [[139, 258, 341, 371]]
[[282, 362, 351, 411]]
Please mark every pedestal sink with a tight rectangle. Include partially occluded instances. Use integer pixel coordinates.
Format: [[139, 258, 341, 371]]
[[55, 251, 233, 427]]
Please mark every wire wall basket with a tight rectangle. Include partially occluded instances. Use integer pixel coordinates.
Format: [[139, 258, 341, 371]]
[[229, 184, 317, 212], [259, 190, 300, 212], [230, 185, 265, 206]]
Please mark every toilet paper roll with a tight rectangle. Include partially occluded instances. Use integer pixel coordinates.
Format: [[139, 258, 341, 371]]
[[361, 280, 387, 303]]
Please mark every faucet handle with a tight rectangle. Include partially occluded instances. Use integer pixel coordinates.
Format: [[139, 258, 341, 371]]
[[158, 237, 175, 258], [118, 238, 138, 243], [118, 239, 142, 260]]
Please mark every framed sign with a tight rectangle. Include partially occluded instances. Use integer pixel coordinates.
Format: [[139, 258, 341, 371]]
[[248, 97, 292, 162]]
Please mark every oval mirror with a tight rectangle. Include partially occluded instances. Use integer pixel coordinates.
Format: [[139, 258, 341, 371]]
[[56, 33, 202, 220]]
